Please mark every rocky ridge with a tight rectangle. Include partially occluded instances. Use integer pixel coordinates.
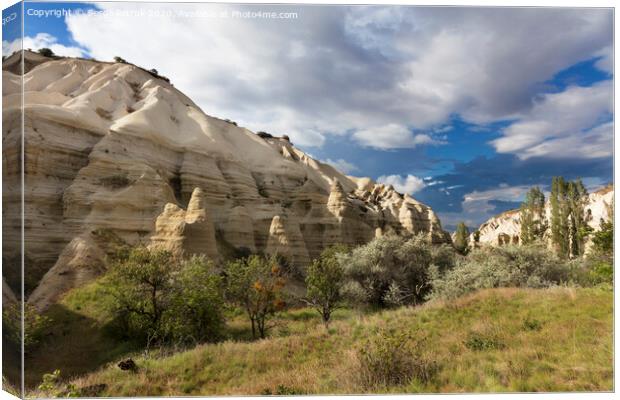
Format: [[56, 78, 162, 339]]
[[2, 51, 450, 310], [471, 185, 613, 249]]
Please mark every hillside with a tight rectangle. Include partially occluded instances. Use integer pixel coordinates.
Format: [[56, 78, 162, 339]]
[[29, 287, 612, 396], [472, 185, 613, 247], [2, 51, 450, 310]]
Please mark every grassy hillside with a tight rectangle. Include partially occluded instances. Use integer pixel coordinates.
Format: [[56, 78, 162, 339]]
[[30, 286, 612, 396]]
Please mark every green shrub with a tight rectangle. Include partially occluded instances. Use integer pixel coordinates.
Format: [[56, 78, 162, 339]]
[[429, 244, 569, 300], [102, 247, 224, 345], [37, 47, 54, 57], [357, 329, 439, 388], [224, 255, 287, 339], [464, 330, 505, 351], [305, 245, 348, 328], [341, 234, 454, 307], [2, 302, 52, 354]]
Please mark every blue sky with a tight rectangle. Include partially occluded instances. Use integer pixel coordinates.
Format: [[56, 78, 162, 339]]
[[3, 3, 613, 230]]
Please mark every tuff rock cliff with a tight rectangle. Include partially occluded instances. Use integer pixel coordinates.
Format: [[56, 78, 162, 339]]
[[2, 51, 450, 310], [471, 185, 613, 249]]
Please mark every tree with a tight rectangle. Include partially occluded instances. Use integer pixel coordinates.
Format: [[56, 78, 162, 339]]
[[305, 245, 347, 329], [550, 177, 589, 258], [37, 48, 54, 57], [520, 186, 546, 245], [113, 56, 127, 63], [453, 222, 470, 255], [104, 246, 178, 344], [225, 255, 287, 339], [166, 256, 225, 344]]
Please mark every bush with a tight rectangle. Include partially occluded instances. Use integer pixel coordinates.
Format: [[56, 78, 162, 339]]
[[430, 244, 569, 300], [357, 329, 439, 388], [304, 245, 348, 328], [113, 56, 127, 63], [341, 234, 454, 307], [165, 256, 226, 344], [103, 247, 224, 345], [2, 302, 52, 354], [37, 47, 54, 57], [224, 255, 287, 339]]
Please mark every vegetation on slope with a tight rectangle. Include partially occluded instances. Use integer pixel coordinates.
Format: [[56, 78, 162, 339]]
[[31, 287, 612, 396]]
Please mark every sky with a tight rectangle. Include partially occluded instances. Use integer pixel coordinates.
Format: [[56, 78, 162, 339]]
[[3, 2, 614, 231]]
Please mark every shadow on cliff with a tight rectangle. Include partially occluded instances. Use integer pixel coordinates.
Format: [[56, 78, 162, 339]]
[[25, 304, 140, 389]]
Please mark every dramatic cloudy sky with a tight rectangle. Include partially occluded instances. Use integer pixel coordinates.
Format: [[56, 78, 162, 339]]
[[4, 2, 613, 230]]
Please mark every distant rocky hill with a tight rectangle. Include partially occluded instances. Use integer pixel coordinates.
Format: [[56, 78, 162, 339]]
[[2, 51, 450, 310], [471, 185, 613, 249]]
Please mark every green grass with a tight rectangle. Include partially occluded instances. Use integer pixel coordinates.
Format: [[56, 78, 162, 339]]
[[28, 286, 613, 396]]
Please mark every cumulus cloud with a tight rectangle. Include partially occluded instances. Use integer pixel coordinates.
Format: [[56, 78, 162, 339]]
[[61, 4, 612, 149], [3, 33, 86, 57], [323, 158, 359, 174], [377, 174, 426, 194], [352, 124, 439, 149], [492, 81, 613, 159]]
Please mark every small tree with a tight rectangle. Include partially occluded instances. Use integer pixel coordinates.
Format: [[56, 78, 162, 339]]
[[225, 255, 287, 339], [454, 222, 470, 255], [520, 186, 546, 245], [304, 245, 347, 329], [166, 256, 225, 344], [113, 56, 127, 63], [104, 246, 178, 344], [37, 48, 54, 57]]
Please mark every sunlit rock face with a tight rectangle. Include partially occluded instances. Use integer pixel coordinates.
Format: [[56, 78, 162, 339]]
[[2, 51, 450, 309], [472, 185, 614, 250]]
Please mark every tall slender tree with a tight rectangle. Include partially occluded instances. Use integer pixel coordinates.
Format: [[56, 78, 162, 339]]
[[550, 177, 589, 258], [520, 186, 546, 245], [454, 222, 470, 255]]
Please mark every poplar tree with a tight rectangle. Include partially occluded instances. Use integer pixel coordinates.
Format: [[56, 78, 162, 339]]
[[520, 186, 546, 245], [454, 222, 470, 255]]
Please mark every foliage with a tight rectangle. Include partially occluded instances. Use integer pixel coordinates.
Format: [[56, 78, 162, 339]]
[[430, 244, 569, 300], [225, 255, 287, 339], [113, 56, 127, 63], [37, 47, 54, 57], [166, 256, 226, 344], [473, 230, 480, 243], [357, 329, 439, 388], [520, 186, 546, 245], [550, 177, 589, 258], [341, 234, 454, 307], [453, 222, 470, 255], [2, 302, 52, 354], [103, 247, 224, 345], [592, 220, 613, 255], [305, 245, 348, 328]]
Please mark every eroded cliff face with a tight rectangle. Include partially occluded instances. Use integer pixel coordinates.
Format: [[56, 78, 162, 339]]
[[472, 185, 614, 248], [2, 52, 450, 309]]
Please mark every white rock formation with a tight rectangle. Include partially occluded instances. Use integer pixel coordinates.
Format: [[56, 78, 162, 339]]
[[2, 51, 450, 309], [471, 185, 614, 250]]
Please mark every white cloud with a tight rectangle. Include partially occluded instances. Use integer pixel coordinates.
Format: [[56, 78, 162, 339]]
[[491, 81, 613, 159], [322, 158, 359, 174], [377, 174, 426, 194], [353, 124, 439, 149], [439, 184, 533, 228], [3, 33, 86, 58], [61, 4, 612, 150]]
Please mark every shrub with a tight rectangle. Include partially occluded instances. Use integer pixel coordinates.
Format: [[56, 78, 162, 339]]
[[429, 244, 569, 300], [103, 247, 225, 345], [464, 330, 505, 351], [357, 329, 439, 388], [165, 256, 226, 344], [113, 56, 127, 63], [2, 302, 52, 354], [341, 234, 453, 307], [304, 245, 348, 328], [225, 255, 287, 339], [37, 47, 54, 57]]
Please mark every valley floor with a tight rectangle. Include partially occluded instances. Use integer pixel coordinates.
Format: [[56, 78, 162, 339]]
[[27, 286, 612, 396]]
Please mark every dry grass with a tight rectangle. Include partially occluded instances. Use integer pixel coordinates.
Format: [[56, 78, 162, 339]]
[[25, 286, 612, 396]]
